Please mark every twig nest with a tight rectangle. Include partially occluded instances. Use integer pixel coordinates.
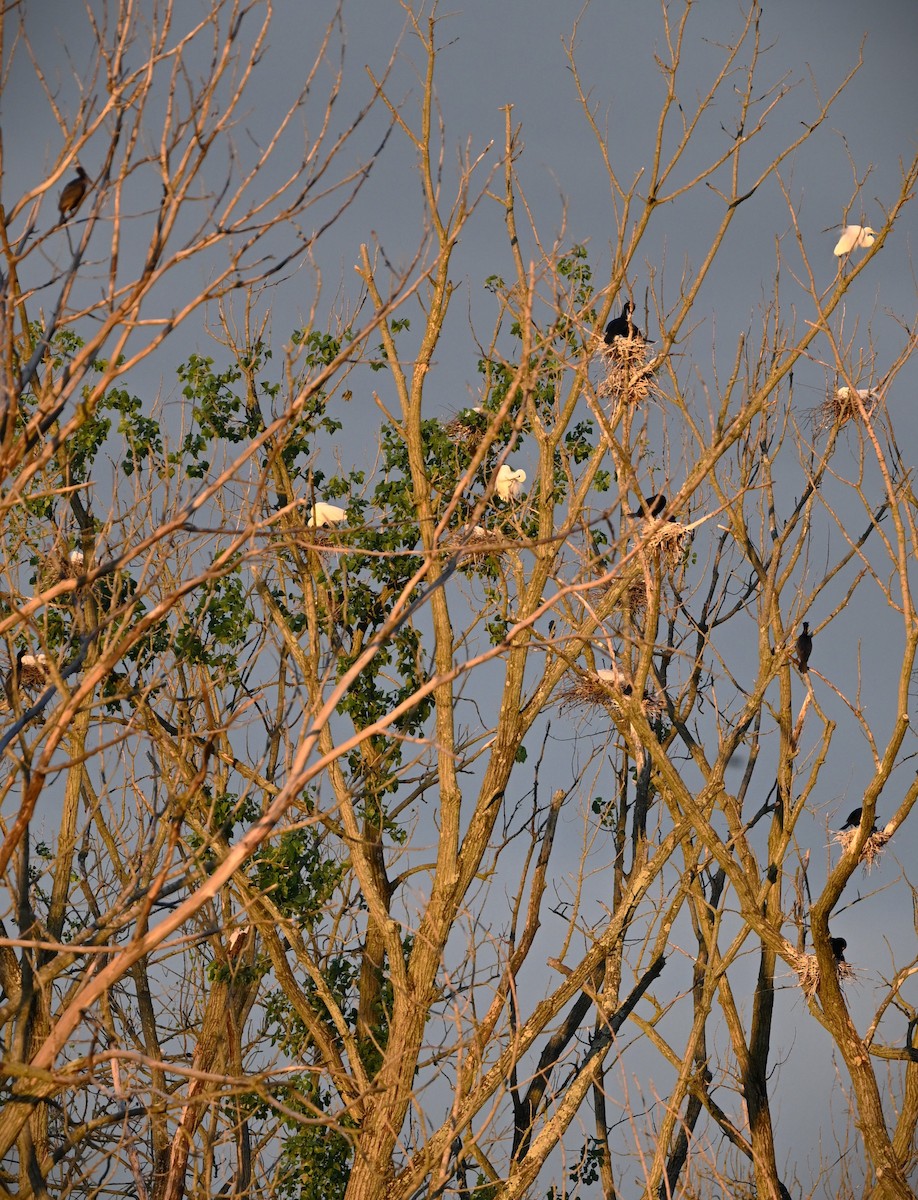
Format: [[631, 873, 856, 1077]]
[[638, 519, 692, 571], [494, 464, 526, 502], [833, 826, 893, 873], [443, 406, 486, 450], [446, 524, 502, 563], [14, 652, 50, 693], [559, 669, 664, 720], [38, 545, 85, 599], [593, 333, 657, 404], [814, 386, 881, 432], [794, 951, 856, 998]]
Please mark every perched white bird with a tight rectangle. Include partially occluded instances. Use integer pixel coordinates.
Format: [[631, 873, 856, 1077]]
[[495, 464, 526, 502], [20, 653, 48, 669], [69, 548, 84, 570], [833, 225, 876, 256], [836, 386, 875, 402], [307, 502, 347, 528]]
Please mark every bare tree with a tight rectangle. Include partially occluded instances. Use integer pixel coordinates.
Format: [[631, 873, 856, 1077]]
[[1, 4, 917, 1200]]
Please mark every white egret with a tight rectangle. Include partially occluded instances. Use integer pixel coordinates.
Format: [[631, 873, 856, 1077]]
[[69, 548, 84, 570], [836, 386, 875, 402], [308, 502, 347, 528], [495, 464, 526, 501], [833, 225, 876, 256]]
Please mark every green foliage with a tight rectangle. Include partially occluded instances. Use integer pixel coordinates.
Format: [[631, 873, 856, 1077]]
[[250, 826, 343, 926]]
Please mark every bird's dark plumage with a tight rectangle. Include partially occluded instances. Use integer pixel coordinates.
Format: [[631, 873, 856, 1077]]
[[628, 493, 667, 519], [604, 300, 651, 345], [795, 621, 812, 672], [58, 166, 89, 222], [829, 936, 847, 963], [840, 806, 877, 833]]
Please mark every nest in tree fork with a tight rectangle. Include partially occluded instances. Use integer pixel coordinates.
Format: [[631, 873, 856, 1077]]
[[593, 334, 658, 405], [833, 826, 893, 873], [443, 407, 487, 451], [637, 519, 692, 572], [794, 952, 856, 999], [444, 524, 504, 564], [813, 386, 881, 433], [558, 671, 665, 721]]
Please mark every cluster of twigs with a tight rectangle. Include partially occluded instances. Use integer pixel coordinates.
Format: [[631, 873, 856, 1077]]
[[594, 334, 658, 404], [559, 672, 665, 720], [812, 386, 881, 433], [833, 826, 892, 873], [795, 952, 856, 999], [443, 407, 487, 450], [445, 524, 503, 564]]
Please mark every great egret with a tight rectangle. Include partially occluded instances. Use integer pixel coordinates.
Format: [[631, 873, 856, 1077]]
[[795, 622, 812, 672], [836, 386, 875, 402], [308, 502, 347, 528], [833, 225, 876, 256], [58, 166, 90, 222], [69, 549, 85, 570], [495, 464, 526, 501]]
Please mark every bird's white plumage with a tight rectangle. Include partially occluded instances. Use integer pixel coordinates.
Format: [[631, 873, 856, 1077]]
[[495, 464, 526, 501], [69, 548, 84, 568], [308, 502, 347, 528], [836, 386, 875, 402], [833, 225, 876, 256]]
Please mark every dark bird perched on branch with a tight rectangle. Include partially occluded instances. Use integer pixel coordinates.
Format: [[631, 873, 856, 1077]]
[[58, 166, 90, 223], [628, 493, 667, 518], [840, 806, 877, 832], [795, 621, 812, 672], [604, 300, 652, 345], [829, 936, 847, 963]]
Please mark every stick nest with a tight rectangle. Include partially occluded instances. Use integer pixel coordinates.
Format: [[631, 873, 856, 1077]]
[[592, 335, 657, 404], [442, 408, 487, 451], [558, 672, 665, 721], [794, 952, 856, 999], [444, 524, 503, 564], [833, 826, 892, 873], [812, 387, 881, 433], [638, 520, 692, 572]]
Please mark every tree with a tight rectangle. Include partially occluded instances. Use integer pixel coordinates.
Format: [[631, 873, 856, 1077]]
[[1, 3, 917, 1199]]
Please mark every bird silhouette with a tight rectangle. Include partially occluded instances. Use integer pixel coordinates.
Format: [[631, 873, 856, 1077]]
[[839, 806, 877, 833], [795, 622, 812, 672], [604, 300, 652, 345], [829, 936, 847, 963], [58, 166, 90, 223], [628, 494, 667, 518]]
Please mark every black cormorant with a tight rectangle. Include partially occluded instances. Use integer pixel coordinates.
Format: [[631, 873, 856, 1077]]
[[829, 936, 847, 962], [604, 300, 651, 345], [796, 621, 812, 672], [628, 494, 667, 519]]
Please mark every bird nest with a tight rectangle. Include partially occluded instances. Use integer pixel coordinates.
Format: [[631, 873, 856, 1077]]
[[558, 672, 665, 721], [637, 520, 692, 572], [592, 335, 657, 404], [37, 546, 84, 602], [443, 407, 487, 451], [813, 387, 881, 433], [794, 952, 856, 999], [444, 524, 503, 564], [833, 827, 892, 873]]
